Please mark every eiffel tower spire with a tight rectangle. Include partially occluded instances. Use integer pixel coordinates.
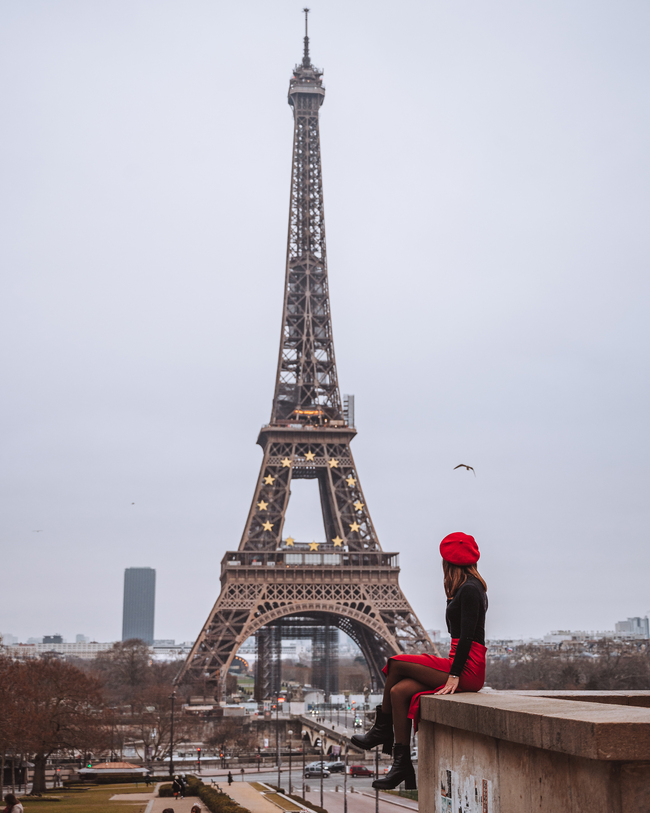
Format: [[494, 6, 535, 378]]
[[302, 7, 311, 68], [272, 12, 341, 424], [178, 19, 436, 701]]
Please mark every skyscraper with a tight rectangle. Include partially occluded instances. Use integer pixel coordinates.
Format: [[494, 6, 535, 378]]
[[122, 567, 155, 644]]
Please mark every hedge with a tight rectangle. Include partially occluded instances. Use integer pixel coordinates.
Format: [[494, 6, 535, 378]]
[[268, 785, 327, 813], [198, 784, 250, 813], [159, 777, 251, 813], [159, 777, 202, 798]]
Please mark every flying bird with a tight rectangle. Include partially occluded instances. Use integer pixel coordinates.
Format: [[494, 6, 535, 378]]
[[32, 530, 43, 533], [131, 502, 135, 505], [454, 464, 476, 476]]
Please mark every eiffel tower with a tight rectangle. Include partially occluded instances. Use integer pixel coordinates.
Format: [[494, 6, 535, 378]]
[[178, 13, 436, 700]]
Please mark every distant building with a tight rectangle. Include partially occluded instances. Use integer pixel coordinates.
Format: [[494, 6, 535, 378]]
[[151, 640, 192, 659], [43, 634, 64, 644], [76, 634, 90, 643], [426, 629, 451, 644], [543, 630, 616, 644], [615, 617, 649, 638], [6, 641, 114, 660], [122, 568, 156, 644]]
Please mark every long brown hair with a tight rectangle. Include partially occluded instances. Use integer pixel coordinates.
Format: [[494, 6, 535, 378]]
[[443, 560, 487, 599]]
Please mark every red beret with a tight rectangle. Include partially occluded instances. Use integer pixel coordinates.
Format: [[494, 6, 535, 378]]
[[440, 532, 480, 566]]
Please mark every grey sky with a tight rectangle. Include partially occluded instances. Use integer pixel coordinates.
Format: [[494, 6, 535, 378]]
[[2, 1, 649, 646]]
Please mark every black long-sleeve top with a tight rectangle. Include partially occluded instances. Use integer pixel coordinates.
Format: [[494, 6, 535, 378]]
[[445, 576, 488, 677]]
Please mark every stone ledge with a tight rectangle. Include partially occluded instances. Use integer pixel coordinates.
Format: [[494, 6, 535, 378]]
[[509, 689, 650, 707], [420, 690, 650, 761]]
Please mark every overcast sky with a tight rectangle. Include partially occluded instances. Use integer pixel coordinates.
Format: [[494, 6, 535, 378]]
[[2, 1, 649, 647]]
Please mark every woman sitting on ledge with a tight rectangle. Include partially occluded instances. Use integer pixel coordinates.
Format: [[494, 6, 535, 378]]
[[351, 532, 488, 790]]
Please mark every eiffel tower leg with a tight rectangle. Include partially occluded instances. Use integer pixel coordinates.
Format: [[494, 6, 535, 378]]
[[255, 626, 281, 701]]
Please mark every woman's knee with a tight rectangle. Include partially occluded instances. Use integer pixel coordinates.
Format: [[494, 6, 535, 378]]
[[390, 681, 410, 702], [386, 657, 406, 678]]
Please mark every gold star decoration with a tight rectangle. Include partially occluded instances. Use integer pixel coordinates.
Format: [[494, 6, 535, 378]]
[[281, 458, 292, 468], [328, 458, 339, 468], [346, 476, 356, 487], [285, 536, 295, 546], [262, 521, 274, 532], [263, 475, 275, 485], [304, 450, 316, 461], [349, 521, 360, 533], [309, 541, 319, 551], [332, 536, 343, 547], [257, 500, 268, 511], [353, 500, 364, 511]]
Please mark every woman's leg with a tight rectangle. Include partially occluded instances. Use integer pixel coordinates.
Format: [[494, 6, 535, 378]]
[[382, 658, 449, 716], [389, 678, 432, 744]]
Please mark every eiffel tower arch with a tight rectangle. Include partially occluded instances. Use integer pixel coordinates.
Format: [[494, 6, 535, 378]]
[[178, 15, 436, 700]]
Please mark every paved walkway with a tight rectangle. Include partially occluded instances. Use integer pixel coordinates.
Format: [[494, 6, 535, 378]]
[[110, 792, 158, 801], [304, 789, 418, 812], [146, 796, 204, 813], [218, 782, 282, 813]]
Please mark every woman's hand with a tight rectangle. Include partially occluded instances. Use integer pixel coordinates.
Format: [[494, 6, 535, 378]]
[[435, 674, 460, 695]]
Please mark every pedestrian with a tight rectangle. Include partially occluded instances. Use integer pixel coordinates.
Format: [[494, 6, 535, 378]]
[[190, 805, 201, 813], [239, 768, 245, 781], [3, 795, 24, 813], [351, 532, 488, 791], [172, 776, 183, 799], [227, 771, 233, 786]]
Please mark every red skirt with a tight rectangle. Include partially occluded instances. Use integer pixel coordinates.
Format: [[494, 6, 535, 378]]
[[382, 639, 487, 730]]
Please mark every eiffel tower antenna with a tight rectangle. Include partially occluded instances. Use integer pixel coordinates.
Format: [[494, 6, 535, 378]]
[[178, 17, 436, 701], [303, 8, 310, 67]]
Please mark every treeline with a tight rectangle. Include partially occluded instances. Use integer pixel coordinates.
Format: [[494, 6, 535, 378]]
[[486, 640, 650, 690], [0, 640, 254, 796], [0, 655, 104, 794]]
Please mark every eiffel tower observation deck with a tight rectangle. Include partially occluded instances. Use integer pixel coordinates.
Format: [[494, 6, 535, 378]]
[[178, 13, 435, 700]]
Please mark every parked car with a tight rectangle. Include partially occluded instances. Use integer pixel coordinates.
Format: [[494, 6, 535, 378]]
[[325, 761, 345, 773], [304, 766, 331, 778], [349, 765, 373, 777]]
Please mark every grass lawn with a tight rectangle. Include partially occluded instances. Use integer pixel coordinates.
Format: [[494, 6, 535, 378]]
[[236, 677, 254, 694], [19, 784, 151, 813]]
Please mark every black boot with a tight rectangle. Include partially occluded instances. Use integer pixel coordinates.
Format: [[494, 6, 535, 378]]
[[350, 704, 394, 755], [372, 744, 416, 791]]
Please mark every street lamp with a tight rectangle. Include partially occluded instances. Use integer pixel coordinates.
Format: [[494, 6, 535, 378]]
[[287, 729, 293, 796], [168, 690, 176, 778], [276, 697, 285, 790], [274, 703, 279, 790], [343, 744, 348, 813], [110, 708, 116, 761], [302, 731, 306, 800], [319, 729, 325, 811]]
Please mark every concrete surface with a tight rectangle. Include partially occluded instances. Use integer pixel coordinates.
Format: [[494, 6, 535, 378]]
[[509, 689, 650, 707], [418, 691, 650, 813], [223, 782, 289, 813], [420, 690, 650, 760]]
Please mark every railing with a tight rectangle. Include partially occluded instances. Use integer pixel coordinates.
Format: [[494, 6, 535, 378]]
[[222, 550, 399, 571]]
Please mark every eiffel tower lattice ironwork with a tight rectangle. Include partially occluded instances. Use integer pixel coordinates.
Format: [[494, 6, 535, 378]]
[[178, 16, 436, 699]]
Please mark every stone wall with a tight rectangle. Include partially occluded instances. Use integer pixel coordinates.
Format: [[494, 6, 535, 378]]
[[418, 690, 650, 812]]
